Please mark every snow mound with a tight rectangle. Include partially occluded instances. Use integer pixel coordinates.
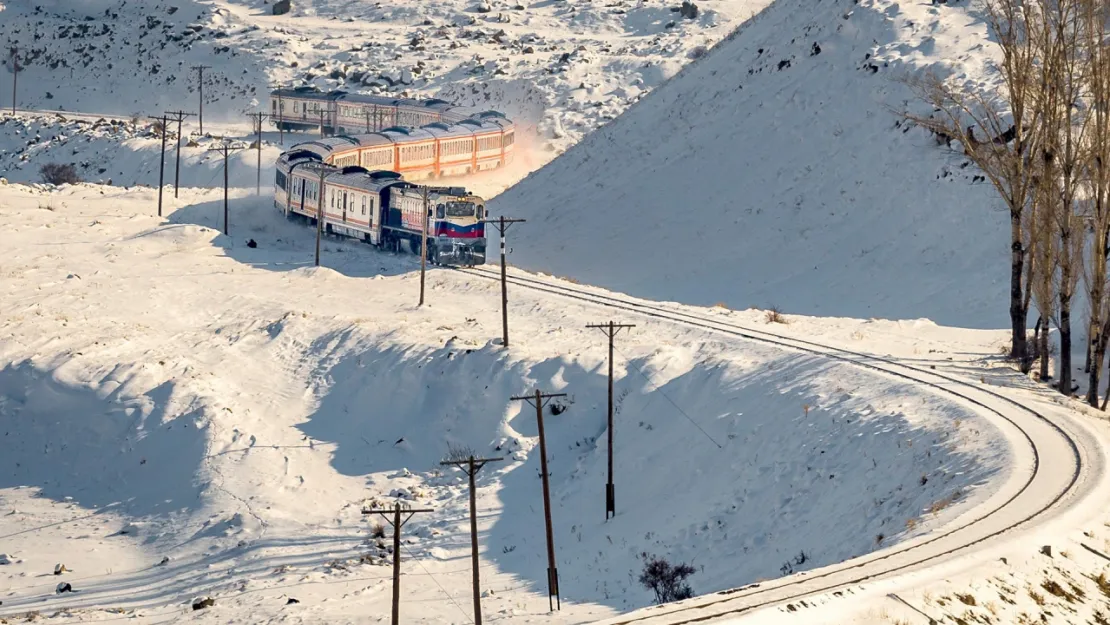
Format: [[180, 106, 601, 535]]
[[490, 0, 1008, 328]]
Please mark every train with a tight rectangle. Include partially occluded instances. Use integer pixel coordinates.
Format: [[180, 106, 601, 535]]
[[269, 86, 515, 180], [275, 151, 486, 266]]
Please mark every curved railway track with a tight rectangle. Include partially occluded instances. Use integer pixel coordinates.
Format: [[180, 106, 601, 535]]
[[452, 264, 1092, 625]]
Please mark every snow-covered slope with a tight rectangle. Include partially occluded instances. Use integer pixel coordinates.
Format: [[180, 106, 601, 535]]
[[0, 183, 1010, 623], [490, 0, 1009, 329]]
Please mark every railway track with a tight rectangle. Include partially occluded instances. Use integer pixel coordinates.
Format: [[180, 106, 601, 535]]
[[453, 264, 1093, 625]]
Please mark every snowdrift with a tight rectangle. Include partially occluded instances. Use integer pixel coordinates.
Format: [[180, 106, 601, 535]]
[[490, 0, 1010, 329]]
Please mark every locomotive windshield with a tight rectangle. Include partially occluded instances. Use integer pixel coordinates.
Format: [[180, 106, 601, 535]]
[[445, 201, 476, 218]]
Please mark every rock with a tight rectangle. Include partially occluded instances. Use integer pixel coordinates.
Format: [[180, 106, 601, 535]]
[[56, 582, 73, 594], [273, 0, 292, 15], [1040, 545, 1052, 557], [54, 563, 68, 575], [192, 597, 216, 610], [400, 68, 414, 85], [0, 554, 12, 565], [679, 1, 699, 18], [523, 46, 535, 54], [119, 522, 143, 535], [247, 239, 258, 248], [158, 556, 171, 566], [475, 1, 492, 12], [286, 597, 300, 605]]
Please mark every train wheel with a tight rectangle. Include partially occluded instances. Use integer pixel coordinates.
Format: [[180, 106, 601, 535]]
[[428, 244, 438, 265]]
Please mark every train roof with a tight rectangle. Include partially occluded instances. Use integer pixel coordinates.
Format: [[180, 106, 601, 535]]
[[326, 168, 414, 193], [420, 122, 479, 139]]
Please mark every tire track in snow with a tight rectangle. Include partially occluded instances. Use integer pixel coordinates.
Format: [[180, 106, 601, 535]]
[[453, 265, 1088, 625]]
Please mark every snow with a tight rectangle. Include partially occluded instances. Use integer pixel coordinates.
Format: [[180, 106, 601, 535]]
[[0, 183, 1016, 623], [490, 0, 1012, 329], [2, 0, 1110, 621]]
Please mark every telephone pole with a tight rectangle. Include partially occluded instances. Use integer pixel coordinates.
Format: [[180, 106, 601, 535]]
[[419, 186, 431, 306], [318, 109, 328, 137], [9, 46, 18, 115], [362, 503, 434, 625], [510, 388, 568, 612], [483, 216, 526, 347], [207, 141, 245, 235], [165, 110, 194, 198], [149, 114, 169, 217], [246, 112, 269, 195], [440, 455, 504, 625], [192, 65, 211, 134], [302, 162, 335, 267], [586, 321, 636, 520]]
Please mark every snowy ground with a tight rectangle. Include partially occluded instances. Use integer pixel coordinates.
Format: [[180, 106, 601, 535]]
[[0, 182, 1022, 623]]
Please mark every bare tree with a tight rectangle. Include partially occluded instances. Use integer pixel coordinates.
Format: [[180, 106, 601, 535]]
[[1079, 0, 1110, 406], [902, 0, 1043, 363], [1036, 0, 1091, 396]]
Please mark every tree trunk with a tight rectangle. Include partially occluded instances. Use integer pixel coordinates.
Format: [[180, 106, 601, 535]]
[[1059, 294, 1072, 396], [1010, 212, 1028, 361], [1087, 329, 1109, 407], [1038, 317, 1051, 381]]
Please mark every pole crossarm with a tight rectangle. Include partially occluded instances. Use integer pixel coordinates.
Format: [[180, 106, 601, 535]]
[[360, 503, 433, 625]]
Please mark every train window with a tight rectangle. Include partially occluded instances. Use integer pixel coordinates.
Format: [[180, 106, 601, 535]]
[[294, 102, 299, 113], [477, 205, 484, 220], [362, 196, 367, 215], [436, 204, 445, 219]]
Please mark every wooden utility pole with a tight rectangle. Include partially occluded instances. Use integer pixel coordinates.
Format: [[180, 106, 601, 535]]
[[318, 109, 328, 137], [362, 503, 434, 625], [440, 455, 504, 625], [246, 112, 269, 195], [149, 114, 169, 217], [9, 46, 18, 115], [302, 162, 335, 267], [419, 186, 431, 306], [586, 321, 636, 520], [207, 142, 244, 235], [165, 110, 194, 198], [192, 65, 211, 134], [510, 388, 568, 612], [483, 216, 526, 347]]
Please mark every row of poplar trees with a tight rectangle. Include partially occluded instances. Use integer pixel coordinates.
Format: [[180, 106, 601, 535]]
[[908, 0, 1110, 407]]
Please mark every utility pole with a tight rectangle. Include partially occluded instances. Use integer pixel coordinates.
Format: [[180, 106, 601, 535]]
[[586, 321, 636, 520], [207, 142, 245, 235], [9, 46, 18, 116], [362, 503, 434, 625], [165, 110, 194, 198], [318, 109, 328, 138], [419, 186, 431, 306], [363, 108, 373, 133], [483, 216, 526, 347], [440, 455, 504, 625], [510, 388, 568, 612], [149, 114, 169, 217], [192, 65, 211, 134], [246, 112, 269, 195], [302, 162, 335, 267]]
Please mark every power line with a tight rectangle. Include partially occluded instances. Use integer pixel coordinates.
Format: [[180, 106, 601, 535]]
[[613, 345, 723, 449], [400, 542, 474, 624]]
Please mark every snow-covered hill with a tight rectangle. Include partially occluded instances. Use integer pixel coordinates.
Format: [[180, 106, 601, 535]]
[[490, 0, 1009, 329], [0, 182, 1010, 623]]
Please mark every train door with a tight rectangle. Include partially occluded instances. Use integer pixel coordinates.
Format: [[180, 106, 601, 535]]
[[342, 191, 348, 222]]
